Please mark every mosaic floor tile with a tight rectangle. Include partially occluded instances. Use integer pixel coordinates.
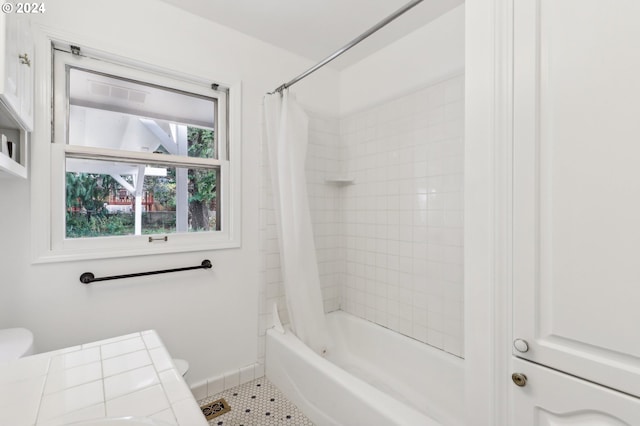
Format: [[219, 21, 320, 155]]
[[197, 377, 314, 425]]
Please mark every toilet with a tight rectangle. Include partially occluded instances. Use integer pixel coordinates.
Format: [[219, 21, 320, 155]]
[[0, 328, 34, 362], [173, 358, 189, 377]]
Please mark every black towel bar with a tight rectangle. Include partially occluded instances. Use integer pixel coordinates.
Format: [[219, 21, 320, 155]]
[[79, 259, 212, 284]]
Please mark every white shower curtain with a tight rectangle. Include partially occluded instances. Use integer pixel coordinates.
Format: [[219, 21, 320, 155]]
[[263, 90, 330, 355]]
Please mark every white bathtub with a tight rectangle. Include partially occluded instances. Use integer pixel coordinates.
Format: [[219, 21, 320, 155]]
[[266, 311, 464, 426]]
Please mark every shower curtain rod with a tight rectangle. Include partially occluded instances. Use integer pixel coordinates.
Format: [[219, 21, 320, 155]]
[[269, 0, 424, 94]]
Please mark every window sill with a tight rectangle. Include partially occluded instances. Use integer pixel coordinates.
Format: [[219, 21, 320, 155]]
[[31, 235, 240, 264]]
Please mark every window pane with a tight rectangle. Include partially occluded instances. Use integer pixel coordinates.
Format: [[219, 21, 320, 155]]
[[187, 167, 219, 232], [66, 171, 136, 238], [67, 67, 217, 159], [65, 158, 219, 238]]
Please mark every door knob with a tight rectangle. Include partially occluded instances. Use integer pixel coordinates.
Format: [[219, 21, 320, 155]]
[[513, 338, 529, 353], [512, 373, 528, 387]]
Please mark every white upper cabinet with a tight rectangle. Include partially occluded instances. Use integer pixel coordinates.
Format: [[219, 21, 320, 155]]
[[0, 14, 33, 178], [0, 13, 33, 131], [513, 0, 640, 399]]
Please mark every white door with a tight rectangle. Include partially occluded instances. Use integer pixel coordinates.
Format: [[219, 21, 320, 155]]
[[513, 0, 640, 399], [512, 358, 640, 425]]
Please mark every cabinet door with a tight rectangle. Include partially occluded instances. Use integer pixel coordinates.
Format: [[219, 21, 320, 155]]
[[1, 15, 33, 130], [512, 358, 640, 426], [16, 17, 32, 130], [513, 0, 640, 398], [2, 14, 20, 115]]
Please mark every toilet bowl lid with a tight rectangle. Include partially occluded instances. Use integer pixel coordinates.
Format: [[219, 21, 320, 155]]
[[0, 328, 34, 362], [173, 358, 189, 376]]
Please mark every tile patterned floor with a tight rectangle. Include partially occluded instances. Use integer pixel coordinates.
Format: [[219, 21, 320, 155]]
[[198, 377, 314, 426]]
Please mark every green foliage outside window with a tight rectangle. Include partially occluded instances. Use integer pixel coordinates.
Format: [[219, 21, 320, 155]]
[[65, 127, 217, 238], [187, 127, 217, 231]]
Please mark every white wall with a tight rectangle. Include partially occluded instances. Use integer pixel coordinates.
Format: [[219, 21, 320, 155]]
[[0, 0, 339, 385], [339, 4, 465, 116]]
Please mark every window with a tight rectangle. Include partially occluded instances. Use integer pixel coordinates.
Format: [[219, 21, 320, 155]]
[[42, 45, 241, 260]]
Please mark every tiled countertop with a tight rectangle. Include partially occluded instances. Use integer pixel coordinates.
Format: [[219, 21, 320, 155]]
[[0, 330, 207, 426]]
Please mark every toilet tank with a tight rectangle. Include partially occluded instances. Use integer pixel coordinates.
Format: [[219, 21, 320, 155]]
[[0, 328, 34, 362]]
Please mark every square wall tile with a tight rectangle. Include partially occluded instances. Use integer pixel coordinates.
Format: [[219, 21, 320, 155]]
[[207, 375, 223, 396]]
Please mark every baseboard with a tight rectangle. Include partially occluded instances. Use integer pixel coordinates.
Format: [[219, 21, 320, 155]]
[[190, 362, 265, 400]]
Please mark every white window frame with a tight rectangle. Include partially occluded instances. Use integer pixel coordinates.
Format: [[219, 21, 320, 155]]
[[31, 37, 242, 263]]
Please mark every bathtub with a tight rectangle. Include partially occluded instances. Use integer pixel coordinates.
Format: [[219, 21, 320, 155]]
[[266, 311, 464, 426]]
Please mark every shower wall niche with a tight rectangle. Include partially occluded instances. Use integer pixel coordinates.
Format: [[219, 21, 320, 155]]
[[259, 73, 464, 361]]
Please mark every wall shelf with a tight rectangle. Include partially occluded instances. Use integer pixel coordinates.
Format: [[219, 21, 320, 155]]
[[0, 125, 27, 178], [0, 147, 25, 178]]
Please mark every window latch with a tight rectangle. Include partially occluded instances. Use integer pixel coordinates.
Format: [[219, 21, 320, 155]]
[[148, 236, 168, 243]]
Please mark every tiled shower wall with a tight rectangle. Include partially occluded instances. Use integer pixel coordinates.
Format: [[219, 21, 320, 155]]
[[339, 73, 464, 357], [259, 72, 464, 361]]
